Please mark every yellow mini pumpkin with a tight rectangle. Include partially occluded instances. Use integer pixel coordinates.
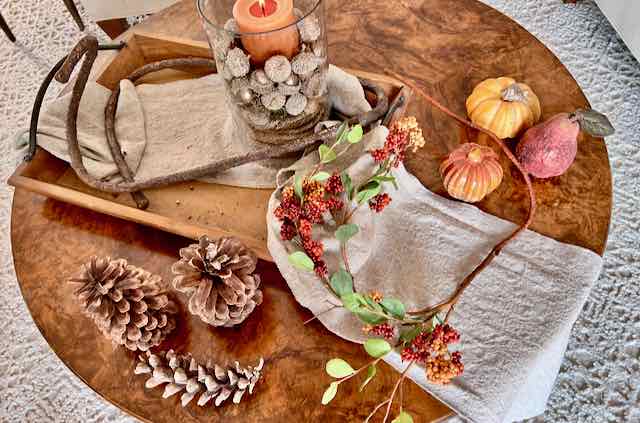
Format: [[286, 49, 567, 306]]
[[466, 77, 541, 139]]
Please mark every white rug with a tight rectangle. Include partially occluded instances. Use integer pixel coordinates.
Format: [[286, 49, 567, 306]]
[[0, 0, 637, 421]]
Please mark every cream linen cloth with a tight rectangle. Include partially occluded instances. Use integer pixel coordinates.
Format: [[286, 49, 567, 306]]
[[17, 64, 370, 189], [266, 126, 603, 423]]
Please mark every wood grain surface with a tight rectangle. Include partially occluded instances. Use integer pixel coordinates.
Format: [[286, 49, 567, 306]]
[[10, 0, 611, 422]]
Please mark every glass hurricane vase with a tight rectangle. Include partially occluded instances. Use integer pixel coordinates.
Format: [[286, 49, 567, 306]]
[[198, 0, 328, 146]]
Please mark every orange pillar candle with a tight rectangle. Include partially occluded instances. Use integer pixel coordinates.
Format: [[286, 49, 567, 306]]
[[232, 0, 300, 64]]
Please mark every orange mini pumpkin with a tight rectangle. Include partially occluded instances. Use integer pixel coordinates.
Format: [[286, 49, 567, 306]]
[[466, 77, 541, 139], [440, 143, 503, 203]]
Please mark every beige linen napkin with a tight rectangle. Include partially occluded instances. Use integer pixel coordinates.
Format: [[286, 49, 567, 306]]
[[266, 127, 603, 423], [21, 80, 147, 180], [17, 63, 370, 189]]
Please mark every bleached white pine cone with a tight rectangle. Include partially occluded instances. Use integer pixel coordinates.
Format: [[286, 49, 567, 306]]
[[135, 350, 263, 407]]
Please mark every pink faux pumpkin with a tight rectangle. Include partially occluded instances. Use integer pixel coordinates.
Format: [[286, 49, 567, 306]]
[[515, 109, 615, 179]]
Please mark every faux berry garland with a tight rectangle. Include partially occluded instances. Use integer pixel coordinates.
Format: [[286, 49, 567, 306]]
[[273, 75, 537, 423]]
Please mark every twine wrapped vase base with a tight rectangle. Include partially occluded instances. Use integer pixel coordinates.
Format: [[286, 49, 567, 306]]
[[230, 92, 329, 146]]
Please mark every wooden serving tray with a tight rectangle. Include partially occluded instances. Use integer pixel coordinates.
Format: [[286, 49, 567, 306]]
[[8, 32, 411, 261]]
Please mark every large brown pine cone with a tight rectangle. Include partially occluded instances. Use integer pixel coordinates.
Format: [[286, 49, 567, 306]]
[[171, 236, 263, 327], [69, 256, 177, 351]]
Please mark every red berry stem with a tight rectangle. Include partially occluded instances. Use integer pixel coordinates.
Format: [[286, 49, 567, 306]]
[[388, 71, 537, 321]]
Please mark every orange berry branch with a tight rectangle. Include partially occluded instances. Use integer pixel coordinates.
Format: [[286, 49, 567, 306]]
[[274, 73, 537, 422]]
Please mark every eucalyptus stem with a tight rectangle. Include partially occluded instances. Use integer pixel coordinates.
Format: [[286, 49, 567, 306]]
[[338, 357, 383, 384], [303, 304, 341, 325], [361, 360, 415, 423], [365, 400, 391, 423]]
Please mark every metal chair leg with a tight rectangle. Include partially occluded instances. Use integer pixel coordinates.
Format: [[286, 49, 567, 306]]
[[0, 12, 16, 42], [61, 0, 85, 31]]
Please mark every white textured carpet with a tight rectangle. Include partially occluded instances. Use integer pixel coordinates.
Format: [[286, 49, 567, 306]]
[[0, 0, 638, 421]]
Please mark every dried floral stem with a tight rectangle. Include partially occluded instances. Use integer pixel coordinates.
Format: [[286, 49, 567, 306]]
[[341, 242, 352, 274], [342, 204, 360, 223], [303, 304, 340, 325], [365, 400, 391, 423], [399, 376, 404, 412], [377, 361, 414, 423], [388, 71, 537, 320], [340, 357, 383, 384]]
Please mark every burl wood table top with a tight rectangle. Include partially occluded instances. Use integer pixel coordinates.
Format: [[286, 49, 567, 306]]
[[10, 0, 611, 422]]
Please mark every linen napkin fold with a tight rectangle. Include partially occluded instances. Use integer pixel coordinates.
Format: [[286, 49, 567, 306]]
[[16, 63, 371, 189], [18, 80, 148, 180], [266, 127, 603, 423]]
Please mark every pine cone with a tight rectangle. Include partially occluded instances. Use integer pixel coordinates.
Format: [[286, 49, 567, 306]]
[[134, 350, 263, 407], [69, 256, 177, 351], [171, 236, 263, 327]]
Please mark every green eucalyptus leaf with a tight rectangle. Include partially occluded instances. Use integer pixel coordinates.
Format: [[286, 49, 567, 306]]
[[335, 121, 349, 143], [347, 124, 364, 144], [391, 411, 414, 423], [330, 269, 354, 297], [359, 365, 377, 392], [432, 314, 443, 328], [574, 109, 615, 137], [355, 310, 387, 325], [335, 224, 359, 243], [341, 293, 365, 312], [380, 298, 406, 319], [311, 171, 331, 182], [364, 338, 392, 358], [321, 382, 339, 405], [319, 144, 337, 164], [356, 181, 381, 205], [372, 175, 396, 183], [363, 295, 384, 313], [373, 174, 399, 190], [288, 251, 314, 271], [294, 174, 304, 200], [341, 172, 354, 201], [326, 359, 355, 378]]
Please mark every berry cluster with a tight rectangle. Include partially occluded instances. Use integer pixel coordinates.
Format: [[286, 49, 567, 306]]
[[400, 323, 463, 384], [274, 173, 346, 279], [426, 351, 464, 385], [395, 116, 425, 153], [369, 193, 391, 213], [325, 172, 344, 195], [363, 323, 396, 340], [370, 117, 425, 167]]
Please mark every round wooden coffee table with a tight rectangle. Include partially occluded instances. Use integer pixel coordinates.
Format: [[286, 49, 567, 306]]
[[11, 1, 611, 422]]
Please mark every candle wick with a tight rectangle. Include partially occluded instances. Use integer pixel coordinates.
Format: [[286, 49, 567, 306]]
[[258, 0, 266, 16]]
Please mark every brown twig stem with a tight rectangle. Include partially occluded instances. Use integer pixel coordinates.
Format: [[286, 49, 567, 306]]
[[339, 357, 383, 384], [365, 399, 391, 423], [303, 304, 340, 325], [388, 71, 537, 320], [382, 361, 414, 423], [399, 376, 404, 413]]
